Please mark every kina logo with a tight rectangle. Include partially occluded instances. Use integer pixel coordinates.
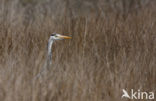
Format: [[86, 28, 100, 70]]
[[121, 89, 154, 100]]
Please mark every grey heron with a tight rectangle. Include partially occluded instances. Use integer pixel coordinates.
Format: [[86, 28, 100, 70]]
[[35, 33, 71, 78]]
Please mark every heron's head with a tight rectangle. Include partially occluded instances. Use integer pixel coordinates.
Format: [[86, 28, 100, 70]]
[[50, 33, 72, 40]]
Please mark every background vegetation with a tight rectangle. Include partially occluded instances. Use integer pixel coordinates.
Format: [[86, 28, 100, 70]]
[[0, 0, 155, 101]]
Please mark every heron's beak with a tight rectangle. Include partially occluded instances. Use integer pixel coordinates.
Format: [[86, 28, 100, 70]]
[[59, 35, 72, 39]]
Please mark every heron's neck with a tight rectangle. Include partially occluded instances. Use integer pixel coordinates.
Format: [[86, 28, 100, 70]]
[[47, 38, 54, 64]]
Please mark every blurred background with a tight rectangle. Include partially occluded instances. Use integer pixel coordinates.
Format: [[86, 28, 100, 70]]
[[0, 0, 155, 101]]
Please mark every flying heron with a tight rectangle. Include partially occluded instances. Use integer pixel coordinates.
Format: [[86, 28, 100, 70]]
[[35, 33, 71, 78]]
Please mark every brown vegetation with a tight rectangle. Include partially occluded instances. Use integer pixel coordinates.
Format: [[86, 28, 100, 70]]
[[0, 0, 155, 101]]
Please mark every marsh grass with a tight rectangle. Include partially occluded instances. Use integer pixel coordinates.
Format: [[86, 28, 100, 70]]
[[0, 0, 156, 101]]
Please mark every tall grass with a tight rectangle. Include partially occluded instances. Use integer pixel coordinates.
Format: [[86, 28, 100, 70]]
[[0, 0, 155, 101]]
